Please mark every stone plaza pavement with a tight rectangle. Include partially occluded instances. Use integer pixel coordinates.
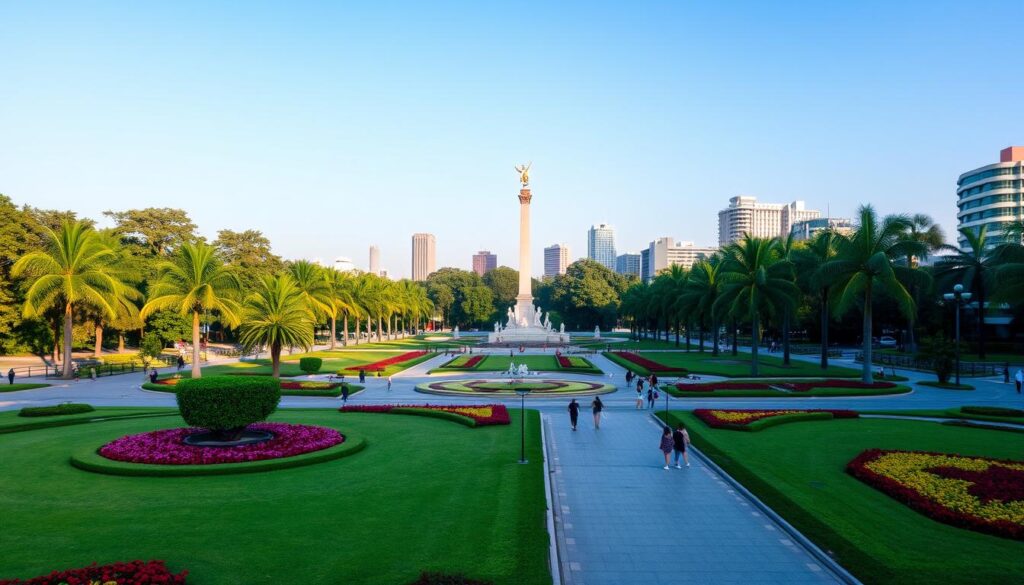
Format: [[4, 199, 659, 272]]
[[3, 345, 1021, 584]]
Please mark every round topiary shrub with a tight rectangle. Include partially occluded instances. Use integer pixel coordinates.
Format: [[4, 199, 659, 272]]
[[299, 357, 323, 374], [176, 376, 281, 439]]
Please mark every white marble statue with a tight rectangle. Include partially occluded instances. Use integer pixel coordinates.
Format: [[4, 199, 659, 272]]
[[453, 326, 460, 339], [594, 325, 600, 339], [560, 323, 565, 333], [494, 321, 500, 333], [507, 307, 516, 328]]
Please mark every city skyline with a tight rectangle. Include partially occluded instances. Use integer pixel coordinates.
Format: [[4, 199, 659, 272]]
[[3, 3, 1023, 277]]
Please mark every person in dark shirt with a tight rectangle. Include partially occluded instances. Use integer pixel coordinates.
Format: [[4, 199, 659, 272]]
[[646, 387, 655, 409], [568, 399, 580, 431], [672, 424, 691, 468], [149, 369, 158, 384], [591, 396, 604, 429]]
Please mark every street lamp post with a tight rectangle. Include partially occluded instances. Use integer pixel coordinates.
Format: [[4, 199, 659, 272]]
[[514, 387, 531, 464], [943, 284, 973, 386]]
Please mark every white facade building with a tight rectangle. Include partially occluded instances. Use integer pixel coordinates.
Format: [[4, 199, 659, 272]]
[[411, 233, 436, 281], [718, 196, 820, 245], [544, 243, 570, 277], [957, 147, 1024, 250], [368, 245, 380, 275], [790, 217, 853, 241], [646, 238, 717, 281], [587, 223, 616, 270]]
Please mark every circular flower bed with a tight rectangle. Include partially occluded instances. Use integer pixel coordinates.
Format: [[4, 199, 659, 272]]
[[417, 379, 615, 396], [98, 423, 344, 465]]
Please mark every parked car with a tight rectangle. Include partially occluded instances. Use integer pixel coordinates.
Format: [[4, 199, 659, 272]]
[[878, 336, 897, 348]]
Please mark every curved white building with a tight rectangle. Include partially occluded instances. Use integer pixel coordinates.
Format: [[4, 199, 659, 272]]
[[957, 147, 1024, 250]]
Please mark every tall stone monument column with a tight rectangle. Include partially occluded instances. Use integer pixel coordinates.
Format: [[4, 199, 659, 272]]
[[515, 187, 534, 326]]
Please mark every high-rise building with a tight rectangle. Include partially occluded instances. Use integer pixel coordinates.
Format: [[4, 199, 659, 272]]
[[411, 233, 436, 281], [957, 146, 1024, 250], [333, 257, 357, 273], [646, 238, 717, 281], [472, 250, 497, 276], [717, 196, 820, 245], [368, 245, 380, 275], [640, 248, 651, 282], [615, 253, 641, 277], [790, 218, 854, 241], [587, 223, 616, 270], [544, 244, 570, 277]]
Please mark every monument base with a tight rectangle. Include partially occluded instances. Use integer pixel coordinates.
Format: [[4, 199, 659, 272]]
[[487, 328, 571, 345]]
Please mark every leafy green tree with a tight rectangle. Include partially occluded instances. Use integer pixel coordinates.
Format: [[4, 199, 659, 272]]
[[483, 266, 519, 318], [425, 268, 490, 328], [213, 229, 283, 291], [897, 214, 944, 353], [141, 242, 243, 378], [933, 225, 1000, 359], [103, 208, 199, 256], [13, 221, 129, 378], [918, 334, 956, 384], [238, 274, 314, 378], [549, 259, 629, 330], [138, 332, 165, 369], [821, 206, 918, 383], [287, 260, 332, 343], [427, 282, 454, 328], [146, 309, 192, 345], [461, 285, 495, 327], [795, 229, 843, 369], [715, 236, 798, 376]]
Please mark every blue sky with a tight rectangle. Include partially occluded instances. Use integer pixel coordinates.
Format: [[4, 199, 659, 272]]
[[2, 1, 1022, 277]]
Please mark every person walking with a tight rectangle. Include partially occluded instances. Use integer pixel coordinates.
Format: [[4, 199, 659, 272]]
[[625, 370, 633, 386], [568, 399, 580, 431], [635, 386, 643, 410], [149, 369, 158, 384], [89, 366, 97, 381], [359, 369, 366, 384], [646, 387, 655, 409], [177, 355, 185, 371], [650, 373, 659, 389], [592, 396, 604, 429], [7, 368, 14, 385], [1004, 362, 1010, 384], [341, 383, 350, 404], [636, 376, 644, 396], [387, 375, 392, 391], [672, 423, 691, 468], [1016, 369, 1023, 394], [659, 427, 674, 469]]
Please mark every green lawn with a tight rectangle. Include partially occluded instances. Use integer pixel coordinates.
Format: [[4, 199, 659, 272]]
[[418, 379, 615, 396], [0, 383, 50, 393], [0, 408, 549, 585], [157, 351, 436, 380], [142, 381, 366, 398], [879, 349, 1023, 364], [342, 334, 481, 350], [605, 350, 860, 378], [665, 384, 909, 398], [432, 354, 600, 374], [659, 411, 1024, 584], [0, 407, 176, 434], [866, 407, 1024, 426]]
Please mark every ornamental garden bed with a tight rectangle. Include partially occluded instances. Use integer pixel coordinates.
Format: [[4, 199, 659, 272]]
[[606, 351, 688, 375], [0, 560, 187, 585], [693, 409, 859, 431], [656, 410, 1024, 584], [343, 350, 429, 372], [555, 355, 602, 374], [847, 449, 1024, 540], [438, 355, 484, 370], [604, 350, 862, 378], [417, 379, 616, 397], [668, 379, 909, 398], [340, 404, 510, 427], [866, 406, 1024, 426]]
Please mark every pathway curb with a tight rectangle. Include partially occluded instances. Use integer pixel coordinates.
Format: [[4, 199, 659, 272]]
[[539, 414, 563, 585], [650, 413, 862, 585]]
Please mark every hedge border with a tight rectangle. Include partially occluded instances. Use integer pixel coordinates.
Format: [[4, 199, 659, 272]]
[[917, 380, 976, 391], [0, 412, 178, 435], [0, 383, 51, 393], [666, 384, 911, 398], [142, 381, 365, 397], [70, 432, 366, 477], [18, 403, 95, 417], [390, 408, 477, 427], [415, 380, 617, 397]]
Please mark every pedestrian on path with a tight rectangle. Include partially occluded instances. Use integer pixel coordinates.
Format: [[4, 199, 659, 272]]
[[387, 375, 392, 391], [651, 373, 658, 389], [149, 369, 158, 384], [625, 370, 633, 387], [636, 376, 644, 395], [359, 369, 366, 384], [73, 364, 80, 381], [1016, 369, 1023, 394], [635, 387, 643, 410], [89, 367, 97, 381], [659, 427, 674, 469], [1004, 362, 1010, 384], [568, 399, 580, 431], [646, 387, 655, 409], [177, 355, 185, 371], [341, 384, 349, 404], [592, 396, 604, 429], [7, 368, 13, 385], [672, 423, 691, 468]]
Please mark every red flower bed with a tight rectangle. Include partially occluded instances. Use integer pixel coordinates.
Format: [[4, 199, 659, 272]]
[[675, 379, 898, 393], [694, 408, 859, 428], [99, 423, 344, 465], [462, 355, 483, 368], [344, 350, 427, 372], [847, 449, 1024, 540], [557, 355, 572, 368], [780, 379, 898, 392], [675, 381, 770, 392], [612, 352, 684, 373], [341, 404, 510, 426], [280, 381, 341, 390], [0, 560, 187, 585]]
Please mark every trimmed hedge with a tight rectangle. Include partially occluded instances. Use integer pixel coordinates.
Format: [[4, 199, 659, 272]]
[[18, 403, 95, 418], [744, 411, 834, 432], [299, 357, 323, 373], [962, 406, 1024, 418], [390, 408, 477, 427], [71, 433, 366, 477], [176, 376, 280, 431]]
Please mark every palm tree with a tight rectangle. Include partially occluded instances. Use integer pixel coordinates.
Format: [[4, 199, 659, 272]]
[[141, 242, 243, 379], [89, 230, 143, 358], [715, 236, 798, 376], [933, 225, 1001, 359], [676, 259, 723, 355], [324, 268, 357, 350], [288, 260, 333, 344], [776, 233, 799, 365], [821, 206, 918, 383], [238, 274, 314, 378], [657, 265, 688, 346], [13, 221, 129, 378], [795, 229, 843, 369], [898, 214, 944, 353]]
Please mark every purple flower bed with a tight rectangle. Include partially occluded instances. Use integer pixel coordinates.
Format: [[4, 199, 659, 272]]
[[98, 423, 344, 465]]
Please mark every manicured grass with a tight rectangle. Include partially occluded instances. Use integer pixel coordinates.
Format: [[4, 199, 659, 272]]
[[879, 349, 1023, 364], [605, 350, 861, 378], [284, 350, 437, 376], [0, 407, 177, 434], [432, 355, 578, 373], [418, 379, 615, 396], [0, 408, 549, 584], [917, 380, 975, 390], [349, 335, 480, 350], [142, 381, 366, 398], [664, 384, 910, 398], [658, 411, 1024, 584], [866, 407, 1024, 426], [0, 383, 50, 393]]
